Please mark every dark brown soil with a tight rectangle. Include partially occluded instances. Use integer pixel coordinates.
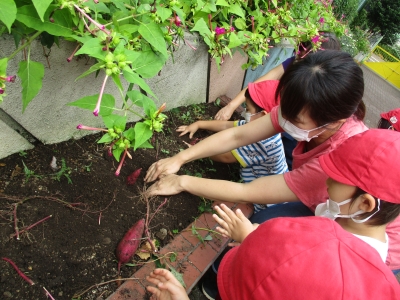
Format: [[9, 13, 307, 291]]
[[0, 102, 240, 300]]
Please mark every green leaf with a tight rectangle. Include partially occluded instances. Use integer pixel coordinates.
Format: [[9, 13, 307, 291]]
[[0, 0, 17, 33], [216, 0, 229, 6], [228, 4, 245, 18], [271, 0, 277, 9], [191, 18, 211, 37], [138, 22, 168, 59], [114, 116, 127, 131], [138, 140, 153, 149], [113, 147, 123, 162], [126, 90, 156, 115], [169, 266, 186, 288], [17, 60, 44, 112], [102, 114, 120, 129], [234, 18, 247, 30], [32, 0, 52, 22], [123, 128, 135, 141], [111, 73, 123, 94], [122, 67, 156, 98], [134, 122, 153, 150], [85, 0, 110, 14], [204, 235, 213, 241], [75, 62, 105, 81], [169, 252, 177, 263], [16, 5, 73, 37], [130, 50, 167, 78], [156, 6, 172, 22], [97, 133, 113, 144], [228, 33, 242, 48], [68, 94, 115, 116], [75, 38, 105, 61], [0, 58, 8, 77]]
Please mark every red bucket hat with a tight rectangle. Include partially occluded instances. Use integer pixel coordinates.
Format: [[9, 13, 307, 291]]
[[319, 129, 400, 204], [247, 80, 280, 113], [218, 217, 400, 300], [380, 108, 400, 131]]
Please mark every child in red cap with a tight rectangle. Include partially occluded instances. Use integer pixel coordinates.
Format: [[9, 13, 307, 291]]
[[378, 108, 400, 131], [177, 80, 287, 213], [145, 129, 400, 299]]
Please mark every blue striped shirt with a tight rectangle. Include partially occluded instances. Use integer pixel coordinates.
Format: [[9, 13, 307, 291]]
[[231, 120, 288, 213]]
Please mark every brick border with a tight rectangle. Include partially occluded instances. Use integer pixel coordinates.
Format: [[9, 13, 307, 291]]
[[106, 202, 253, 300]]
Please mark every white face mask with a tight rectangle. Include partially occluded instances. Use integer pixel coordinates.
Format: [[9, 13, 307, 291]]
[[241, 109, 262, 123], [315, 198, 381, 224], [278, 109, 328, 142]]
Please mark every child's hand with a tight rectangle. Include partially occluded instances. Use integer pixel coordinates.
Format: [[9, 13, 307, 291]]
[[176, 123, 199, 139], [146, 268, 189, 300], [212, 204, 255, 243]]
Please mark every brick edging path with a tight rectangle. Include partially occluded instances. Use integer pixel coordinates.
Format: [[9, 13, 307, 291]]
[[106, 202, 254, 300]]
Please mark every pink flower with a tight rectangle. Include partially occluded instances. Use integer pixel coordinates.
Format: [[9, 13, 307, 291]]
[[0, 88, 4, 94], [174, 16, 181, 27], [230, 26, 235, 32], [76, 124, 108, 131], [311, 36, 320, 44], [319, 17, 324, 24], [6, 75, 16, 83], [215, 27, 226, 35], [115, 148, 128, 176]]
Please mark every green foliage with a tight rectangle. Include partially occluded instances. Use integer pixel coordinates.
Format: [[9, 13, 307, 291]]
[[198, 197, 215, 214], [332, 0, 358, 24], [21, 160, 42, 182], [52, 158, 72, 184], [367, 0, 400, 45], [340, 27, 371, 56], [351, 9, 368, 30]]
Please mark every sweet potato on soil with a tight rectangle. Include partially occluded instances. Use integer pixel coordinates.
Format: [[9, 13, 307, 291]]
[[126, 168, 142, 186], [116, 218, 145, 274]]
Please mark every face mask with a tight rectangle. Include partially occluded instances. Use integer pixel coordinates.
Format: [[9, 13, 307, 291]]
[[241, 109, 262, 123], [278, 109, 328, 142], [315, 198, 381, 224]]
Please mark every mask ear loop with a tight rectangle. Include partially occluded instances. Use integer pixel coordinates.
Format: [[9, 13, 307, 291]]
[[351, 199, 381, 224]]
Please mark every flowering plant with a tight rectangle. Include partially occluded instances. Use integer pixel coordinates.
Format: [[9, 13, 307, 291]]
[[0, 0, 344, 173]]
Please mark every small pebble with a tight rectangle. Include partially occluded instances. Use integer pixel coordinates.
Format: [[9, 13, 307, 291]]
[[3, 291, 12, 298], [102, 237, 111, 245], [58, 291, 63, 296]]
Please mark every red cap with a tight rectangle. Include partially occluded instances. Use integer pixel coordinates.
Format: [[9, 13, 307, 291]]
[[218, 217, 400, 300], [319, 129, 400, 204], [380, 108, 400, 131], [247, 80, 280, 112]]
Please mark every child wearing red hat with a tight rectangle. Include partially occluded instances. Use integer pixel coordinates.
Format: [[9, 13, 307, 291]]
[[145, 129, 400, 300], [177, 80, 288, 213], [378, 108, 400, 131], [146, 216, 400, 300]]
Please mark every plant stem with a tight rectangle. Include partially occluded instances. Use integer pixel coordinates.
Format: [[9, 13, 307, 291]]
[[2, 257, 35, 285], [8, 31, 42, 60], [73, 277, 139, 298], [13, 203, 19, 240], [10, 215, 52, 238], [43, 287, 55, 300]]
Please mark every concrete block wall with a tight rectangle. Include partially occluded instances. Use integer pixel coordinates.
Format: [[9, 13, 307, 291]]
[[0, 33, 210, 159]]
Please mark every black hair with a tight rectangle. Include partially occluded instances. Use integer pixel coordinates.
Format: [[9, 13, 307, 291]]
[[277, 50, 366, 126], [377, 118, 393, 130], [244, 89, 263, 112], [349, 188, 400, 226], [298, 32, 341, 54]]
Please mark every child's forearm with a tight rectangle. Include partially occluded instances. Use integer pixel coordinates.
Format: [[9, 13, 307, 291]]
[[195, 120, 234, 132]]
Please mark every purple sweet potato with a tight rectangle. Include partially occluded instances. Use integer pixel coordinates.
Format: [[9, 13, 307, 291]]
[[116, 218, 145, 274]]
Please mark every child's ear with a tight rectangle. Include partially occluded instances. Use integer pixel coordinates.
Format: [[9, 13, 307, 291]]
[[358, 194, 376, 212]]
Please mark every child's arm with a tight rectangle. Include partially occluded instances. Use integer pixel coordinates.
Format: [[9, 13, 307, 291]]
[[212, 203, 256, 243], [177, 120, 234, 139]]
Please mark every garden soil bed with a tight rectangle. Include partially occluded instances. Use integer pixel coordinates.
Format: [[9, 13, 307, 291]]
[[0, 102, 240, 300]]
